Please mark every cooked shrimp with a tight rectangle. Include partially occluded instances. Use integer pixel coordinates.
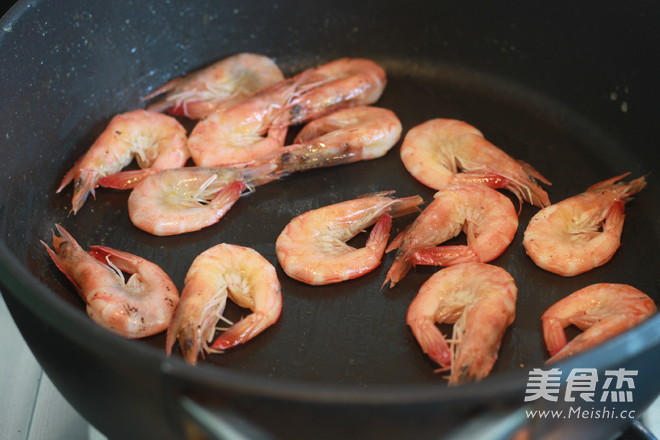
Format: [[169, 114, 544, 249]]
[[542, 283, 655, 363], [384, 184, 518, 288], [57, 110, 189, 212], [127, 165, 278, 236], [247, 106, 402, 183], [276, 192, 423, 285], [407, 263, 517, 385], [166, 243, 282, 365], [144, 53, 284, 119], [523, 173, 646, 277], [41, 225, 179, 338], [187, 58, 386, 167], [277, 57, 386, 126], [186, 76, 303, 167], [400, 119, 551, 207]]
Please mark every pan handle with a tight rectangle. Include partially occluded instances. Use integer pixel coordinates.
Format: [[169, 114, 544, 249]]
[[444, 407, 527, 440], [176, 395, 275, 440]]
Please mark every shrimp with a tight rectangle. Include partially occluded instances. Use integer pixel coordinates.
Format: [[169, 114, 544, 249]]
[[166, 243, 282, 365], [523, 173, 646, 277], [187, 58, 386, 167], [399, 119, 551, 208], [542, 283, 656, 363], [276, 192, 423, 285], [144, 53, 284, 119], [247, 106, 402, 183], [384, 184, 518, 288], [186, 76, 303, 167], [277, 58, 386, 126], [41, 225, 179, 338], [126, 165, 276, 236], [406, 263, 517, 385], [57, 110, 189, 212]]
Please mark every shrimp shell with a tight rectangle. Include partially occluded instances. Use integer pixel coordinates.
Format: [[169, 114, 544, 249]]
[[41, 225, 179, 338], [276, 192, 423, 285], [406, 262, 517, 385], [542, 283, 656, 363], [400, 118, 551, 207], [145, 53, 284, 119], [166, 243, 282, 365], [523, 173, 646, 276], [57, 109, 189, 213], [384, 184, 518, 288]]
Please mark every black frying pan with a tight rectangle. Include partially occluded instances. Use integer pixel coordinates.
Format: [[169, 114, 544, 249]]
[[1, 1, 659, 439]]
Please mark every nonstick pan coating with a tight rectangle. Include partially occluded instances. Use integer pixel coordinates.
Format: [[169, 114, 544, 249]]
[[1, 0, 659, 438]]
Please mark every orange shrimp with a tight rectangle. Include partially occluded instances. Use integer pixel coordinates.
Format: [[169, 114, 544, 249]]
[[400, 119, 551, 207], [542, 283, 656, 363], [523, 173, 646, 277], [276, 192, 423, 285], [126, 166, 267, 236], [186, 58, 386, 168], [278, 57, 386, 126], [166, 243, 282, 365], [247, 106, 402, 184], [41, 225, 179, 338], [407, 263, 517, 385], [57, 110, 189, 212], [186, 76, 302, 167], [384, 184, 518, 288], [144, 53, 284, 119]]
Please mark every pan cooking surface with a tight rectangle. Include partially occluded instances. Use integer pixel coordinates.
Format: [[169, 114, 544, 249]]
[[31, 58, 658, 386]]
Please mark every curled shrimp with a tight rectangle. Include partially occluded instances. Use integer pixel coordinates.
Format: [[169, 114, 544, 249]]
[[41, 225, 179, 338], [57, 110, 189, 212], [406, 263, 517, 385], [384, 184, 518, 288], [126, 165, 279, 236], [247, 106, 402, 183], [400, 119, 551, 208], [523, 173, 646, 277], [279, 57, 386, 126], [186, 76, 303, 167], [276, 192, 423, 285], [144, 53, 284, 119], [542, 283, 656, 363], [166, 243, 282, 365], [187, 58, 386, 168]]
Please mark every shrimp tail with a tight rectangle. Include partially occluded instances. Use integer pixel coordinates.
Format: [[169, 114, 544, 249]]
[[542, 318, 568, 358], [385, 225, 409, 253], [210, 311, 275, 351], [408, 317, 452, 369], [210, 180, 246, 212], [382, 250, 413, 289], [57, 160, 80, 193], [41, 225, 83, 290], [367, 214, 393, 253], [67, 169, 97, 214], [58, 162, 99, 213], [412, 246, 480, 266], [166, 323, 205, 366], [98, 168, 156, 190]]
